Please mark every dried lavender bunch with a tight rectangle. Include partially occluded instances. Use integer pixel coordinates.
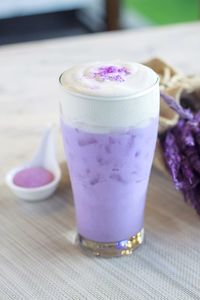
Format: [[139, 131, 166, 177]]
[[162, 129, 199, 191], [160, 92, 200, 214], [173, 121, 200, 175]]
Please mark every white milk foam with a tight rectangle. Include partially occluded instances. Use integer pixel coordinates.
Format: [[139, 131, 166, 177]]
[[59, 61, 159, 132]]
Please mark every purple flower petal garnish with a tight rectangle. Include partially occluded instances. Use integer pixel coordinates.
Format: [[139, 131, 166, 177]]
[[92, 65, 131, 82]]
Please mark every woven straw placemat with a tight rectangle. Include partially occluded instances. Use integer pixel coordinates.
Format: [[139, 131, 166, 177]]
[[1, 163, 200, 299]]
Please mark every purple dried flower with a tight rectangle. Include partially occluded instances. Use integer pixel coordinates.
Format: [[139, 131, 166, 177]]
[[161, 128, 199, 191], [194, 131, 200, 149], [172, 121, 200, 183], [185, 146, 200, 174], [160, 93, 200, 215], [173, 121, 200, 174], [175, 120, 195, 147], [160, 92, 193, 120], [184, 186, 200, 215], [180, 156, 199, 188], [188, 113, 200, 148], [162, 130, 181, 188]]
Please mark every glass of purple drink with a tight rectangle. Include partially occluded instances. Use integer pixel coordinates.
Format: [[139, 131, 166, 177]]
[[59, 61, 159, 257]]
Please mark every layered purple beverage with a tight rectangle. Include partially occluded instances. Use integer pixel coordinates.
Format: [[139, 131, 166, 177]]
[[59, 61, 159, 256]]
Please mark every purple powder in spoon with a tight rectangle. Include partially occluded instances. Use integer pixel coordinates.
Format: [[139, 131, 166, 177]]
[[13, 167, 54, 188]]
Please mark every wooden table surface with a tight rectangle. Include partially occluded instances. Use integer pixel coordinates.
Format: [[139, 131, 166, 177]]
[[1, 22, 200, 299]]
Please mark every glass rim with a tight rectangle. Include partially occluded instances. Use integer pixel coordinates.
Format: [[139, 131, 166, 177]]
[[59, 71, 159, 102]]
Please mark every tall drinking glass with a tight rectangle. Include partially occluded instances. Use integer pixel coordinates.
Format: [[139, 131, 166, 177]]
[[59, 61, 159, 257]]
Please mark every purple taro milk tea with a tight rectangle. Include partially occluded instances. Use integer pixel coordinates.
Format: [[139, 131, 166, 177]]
[[59, 61, 159, 257]]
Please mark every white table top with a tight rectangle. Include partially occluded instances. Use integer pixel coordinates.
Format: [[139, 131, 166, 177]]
[[1, 22, 200, 299]]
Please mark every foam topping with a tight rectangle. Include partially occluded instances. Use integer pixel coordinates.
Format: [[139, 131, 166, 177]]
[[60, 61, 158, 98]]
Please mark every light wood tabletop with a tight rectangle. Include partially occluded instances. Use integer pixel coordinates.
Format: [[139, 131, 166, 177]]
[[0, 22, 200, 299]]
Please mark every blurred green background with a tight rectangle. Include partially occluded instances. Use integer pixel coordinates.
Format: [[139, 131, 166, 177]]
[[1, 0, 199, 45], [124, 0, 199, 24]]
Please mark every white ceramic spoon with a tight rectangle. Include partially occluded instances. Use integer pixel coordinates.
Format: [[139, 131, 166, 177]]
[[6, 124, 61, 201]]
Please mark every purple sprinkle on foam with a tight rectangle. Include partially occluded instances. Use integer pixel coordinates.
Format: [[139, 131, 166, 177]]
[[92, 65, 131, 82]]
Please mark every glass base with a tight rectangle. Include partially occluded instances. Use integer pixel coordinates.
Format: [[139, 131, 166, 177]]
[[78, 228, 144, 257]]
